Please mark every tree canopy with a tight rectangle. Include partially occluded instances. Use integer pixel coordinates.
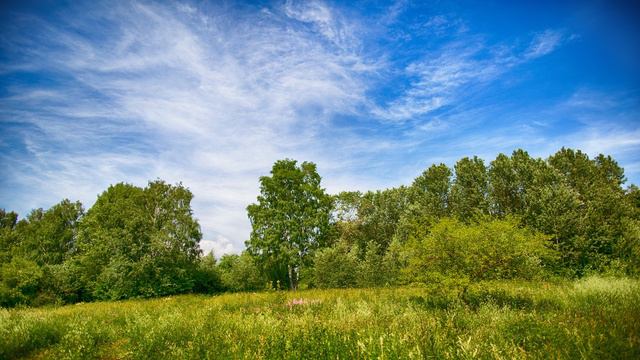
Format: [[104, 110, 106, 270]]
[[246, 159, 333, 290], [1, 147, 639, 308]]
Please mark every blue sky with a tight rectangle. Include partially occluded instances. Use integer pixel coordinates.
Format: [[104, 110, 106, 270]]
[[1, 0, 639, 254]]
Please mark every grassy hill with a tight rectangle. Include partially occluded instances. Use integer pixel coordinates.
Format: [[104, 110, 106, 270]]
[[2, 276, 639, 359]]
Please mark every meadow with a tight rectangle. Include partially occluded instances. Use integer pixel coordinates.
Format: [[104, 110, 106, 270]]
[[1, 276, 639, 359]]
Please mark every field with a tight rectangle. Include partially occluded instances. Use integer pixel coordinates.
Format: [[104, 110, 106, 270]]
[[1, 276, 639, 359]]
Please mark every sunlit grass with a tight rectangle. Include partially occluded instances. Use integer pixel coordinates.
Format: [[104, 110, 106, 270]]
[[1, 276, 638, 359]]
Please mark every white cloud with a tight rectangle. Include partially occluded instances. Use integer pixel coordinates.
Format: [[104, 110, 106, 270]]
[[2, 0, 636, 260], [372, 28, 568, 122], [283, 0, 359, 50], [0, 1, 374, 255], [200, 235, 237, 257], [524, 29, 565, 60]]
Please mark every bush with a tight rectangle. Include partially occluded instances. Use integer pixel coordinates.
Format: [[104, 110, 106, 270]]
[[218, 253, 265, 292], [192, 253, 223, 293], [404, 217, 555, 282], [357, 241, 386, 287], [44, 262, 87, 304], [314, 241, 358, 288], [0, 257, 43, 307]]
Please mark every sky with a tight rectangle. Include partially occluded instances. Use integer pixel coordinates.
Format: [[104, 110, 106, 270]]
[[1, 0, 639, 255]]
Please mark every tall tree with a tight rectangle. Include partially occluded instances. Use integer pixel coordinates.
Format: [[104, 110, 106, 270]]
[[548, 148, 631, 272], [488, 150, 543, 217], [450, 156, 489, 220], [246, 160, 332, 290], [77, 180, 202, 299], [0, 209, 19, 264], [357, 187, 409, 253], [394, 164, 451, 244], [16, 200, 83, 266], [410, 163, 452, 218]]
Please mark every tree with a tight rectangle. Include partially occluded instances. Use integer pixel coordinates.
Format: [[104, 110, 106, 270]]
[[192, 253, 223, 294], [450, 156, 489, 220], [410, 163, 452, 218], [314, 241, 358, 288], [548, 148, 631, 272], [330, 191, 366, 249], [382, 238, 406, 285], [217, 252, 265, 292], [331, 188, 409, 256], [246, 160, 332, 290], [357, 187, 409, 253], [488, 150, 543, 217], [0, 209, 19, 264], [0, 257, 43, 307], [395, 164, 452, 244], [16, 200, 83, 266], [357, 241, 386, 287], [77, 180, 202, 299]]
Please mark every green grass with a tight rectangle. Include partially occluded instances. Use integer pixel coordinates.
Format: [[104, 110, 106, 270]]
[[1, 276, 639, 359]]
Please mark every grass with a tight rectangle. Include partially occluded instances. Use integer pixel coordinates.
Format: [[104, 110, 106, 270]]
[[1, 276, 639, 359]]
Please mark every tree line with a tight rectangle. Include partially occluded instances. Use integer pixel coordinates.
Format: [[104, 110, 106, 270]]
[[1, 148, 639, 306]]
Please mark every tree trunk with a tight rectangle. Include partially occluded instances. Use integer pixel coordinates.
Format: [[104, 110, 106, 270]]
[[288, 264, 297, 291]]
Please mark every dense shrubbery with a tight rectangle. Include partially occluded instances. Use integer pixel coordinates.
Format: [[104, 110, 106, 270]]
[[1, 148, 639, 307], [0, 181, 213, 306], [217, 252, 265, 292], [313, 217, 553, 287], [403, 217, 553, 281], [313, 241, 358, 288]]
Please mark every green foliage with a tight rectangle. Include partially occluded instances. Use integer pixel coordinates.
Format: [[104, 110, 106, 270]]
[[217, 252, 265, 292], [330, 191, 366, 246], [616, 219, 640, 275], [0, 210, 19, 264], [246, 159, 333, 290], [404, 217, 554, 281], [313, 241, 358, 288], [357, 187, 409, 253], [410, 163, 452, 218], [16, 200, 83, 266], [332, 188, 409, 256], [76, 180, 202, 300], [0, 257, 43, 307], [324, 148, 639, 282], [450, 156, 489, 220], [192, 253, 223, 293], [1, 146, 638, 311], [44, 261, 86, 304], [394, 164, 451, 245], [381, 238, 406, 285], [357, 241, 386, 287], [547, 148, 633, 273]]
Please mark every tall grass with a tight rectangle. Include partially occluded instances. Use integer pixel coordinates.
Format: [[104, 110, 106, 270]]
[[1, 276, 638, 359]]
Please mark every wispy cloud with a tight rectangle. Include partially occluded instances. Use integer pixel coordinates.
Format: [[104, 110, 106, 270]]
[[0, 1, 373, 254], [523, 29, 566, 60], [1, 1, 636, 255], [373, 28, 568, 122]]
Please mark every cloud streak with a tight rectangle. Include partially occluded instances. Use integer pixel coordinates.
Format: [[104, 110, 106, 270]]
[[1, 1, 637, 255], [1, 0, 374, 253]]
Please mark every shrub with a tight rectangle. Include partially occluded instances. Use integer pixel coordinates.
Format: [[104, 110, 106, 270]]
[[404, 217, 555, 281], [0, 257, 43, 307], [218, 253, 265, 292], [357, 241, 386, 287], [192, 253, 223, 293], [314, 241, 358, 288]]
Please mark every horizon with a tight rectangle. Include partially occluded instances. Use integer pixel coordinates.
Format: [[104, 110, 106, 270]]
[[1, 0, 639, 255]]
